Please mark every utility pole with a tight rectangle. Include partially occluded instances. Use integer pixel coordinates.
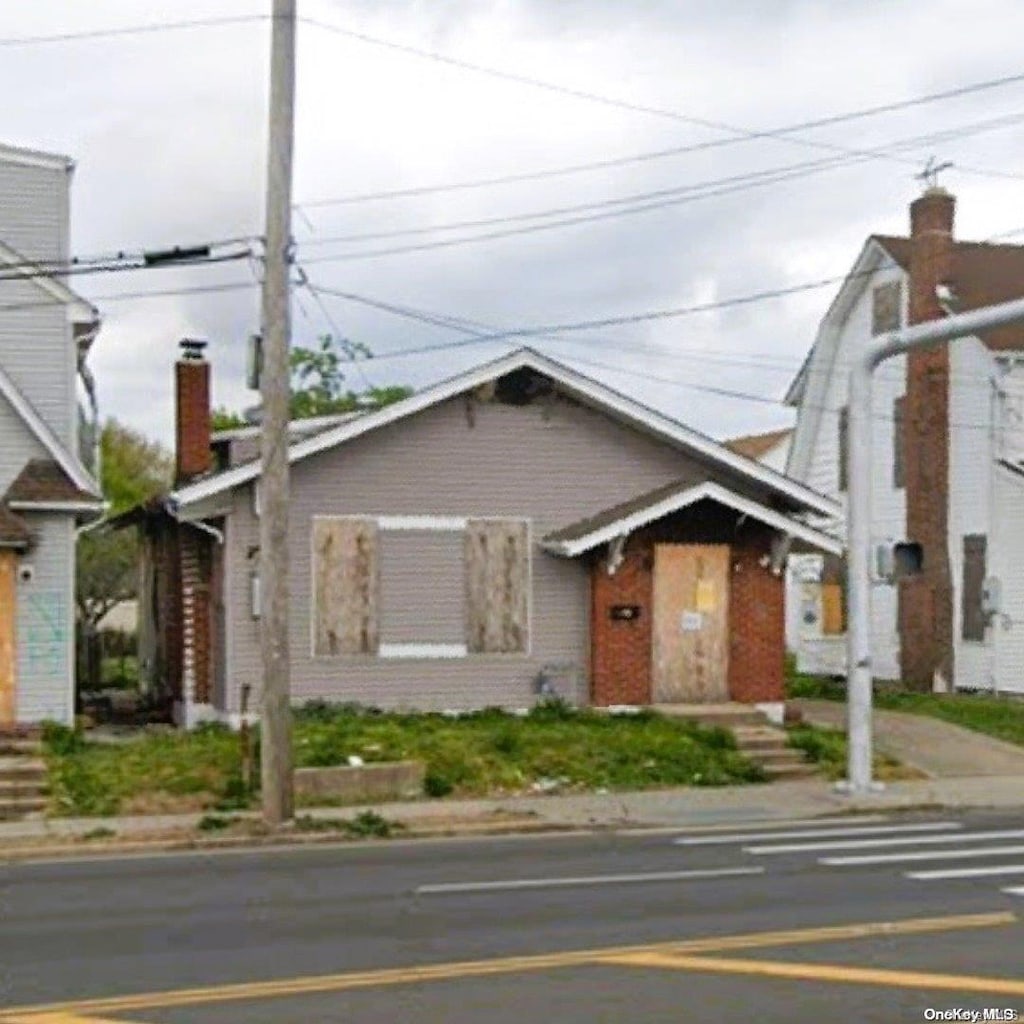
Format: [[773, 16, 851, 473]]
[[259, 0, 296, 826], [844, 294, 1024, 794]]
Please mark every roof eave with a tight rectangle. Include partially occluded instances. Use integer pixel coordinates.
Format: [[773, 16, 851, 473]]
[[172, 347, 840, 518]]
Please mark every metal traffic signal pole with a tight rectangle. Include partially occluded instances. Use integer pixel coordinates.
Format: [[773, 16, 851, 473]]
[[844, 294, 1024, 795]]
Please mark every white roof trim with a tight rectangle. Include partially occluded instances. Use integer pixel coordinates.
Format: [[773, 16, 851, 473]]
[[543, 481, 844, 558], [0, 364, 100, 498], [0, 239, 97, 324], [0, 142, 73, 172], [8, 500, 104, 514], [172, 348, 840, 518]]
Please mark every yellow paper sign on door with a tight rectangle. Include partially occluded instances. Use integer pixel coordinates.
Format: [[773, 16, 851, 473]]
[[696, 579, 716, 612]]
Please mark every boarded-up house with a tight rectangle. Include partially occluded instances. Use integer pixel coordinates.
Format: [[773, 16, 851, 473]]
[[141, 342, 839, 727]]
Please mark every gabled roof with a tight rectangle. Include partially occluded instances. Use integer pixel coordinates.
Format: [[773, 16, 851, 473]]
[[5, 458, 102, 510], [0, 238, 97, 325], [873, 234, 1024, 351], [723, 427, 793, 461], [172, 347, 839, 518], [541, 480, 843, 558], [0, 503, 32, 549], [0, 365, 100, 500]]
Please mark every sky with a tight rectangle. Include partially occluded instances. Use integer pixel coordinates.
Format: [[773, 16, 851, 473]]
[[2, 0, 1024, 448]]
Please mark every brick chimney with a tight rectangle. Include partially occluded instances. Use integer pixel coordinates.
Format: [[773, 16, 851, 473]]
[[899, 187, 956, 690], [175, 339, 212, 485]]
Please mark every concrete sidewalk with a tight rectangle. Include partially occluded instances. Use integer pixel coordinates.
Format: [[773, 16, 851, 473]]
[[2, 773, 1023, 848], [791, 698, 1024, 778]]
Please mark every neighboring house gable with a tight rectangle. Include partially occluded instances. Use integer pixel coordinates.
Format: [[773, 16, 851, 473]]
[[785, 189, 1024, 693], [0, 142, 102, 728]]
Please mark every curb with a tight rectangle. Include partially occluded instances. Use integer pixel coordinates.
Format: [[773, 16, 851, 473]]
[[0, 817, 596, 863]]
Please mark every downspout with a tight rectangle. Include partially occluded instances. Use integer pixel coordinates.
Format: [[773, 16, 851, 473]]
[[845, 294, 1024, 794], [76, 318, 102, 478]]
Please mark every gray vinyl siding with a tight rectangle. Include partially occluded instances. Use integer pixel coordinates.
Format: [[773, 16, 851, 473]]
[[0, 387, 47, 489], [0, 158, 67, 262], [378, 530, 466, 646], [0, 157, 76, 449], [222, 392, 739, 712], [0, 277, 76, 448], [15, 514, 74, 725]]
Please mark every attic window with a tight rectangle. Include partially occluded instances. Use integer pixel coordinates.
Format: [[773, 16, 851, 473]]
[[872, 281, 902, 336]]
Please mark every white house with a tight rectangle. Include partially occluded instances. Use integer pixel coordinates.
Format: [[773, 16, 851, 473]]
[[785, 185, 1024, 694], [0, 142, 104, 726]]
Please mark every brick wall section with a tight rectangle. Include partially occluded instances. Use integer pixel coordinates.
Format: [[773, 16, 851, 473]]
[[727, 526, 785, 703], [175, 354, 212, 485], [900, 188, 956, 689], [589, 507, 785, 705], [590, 539, 652, 705], [179, 530, 213, 705]]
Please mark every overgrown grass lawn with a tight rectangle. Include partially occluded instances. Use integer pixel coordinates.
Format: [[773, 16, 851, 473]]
[[787, 675, 1024, 748], [44, 702, 764, 817]]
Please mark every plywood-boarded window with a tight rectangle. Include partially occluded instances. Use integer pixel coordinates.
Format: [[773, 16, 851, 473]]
[[838, 406, 849, 492], [820, 553, 848, 635], [893, 395, 906, 489], [961, 534, 987, 642], [313, 518, 379, 655], [465, 519, 529, 653], [872, 281, 902, 335]]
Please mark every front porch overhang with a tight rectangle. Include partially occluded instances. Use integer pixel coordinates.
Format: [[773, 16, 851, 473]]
[[541, 480, 843, 560]]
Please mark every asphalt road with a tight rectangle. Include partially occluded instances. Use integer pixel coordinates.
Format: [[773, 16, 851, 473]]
[[2, 809, 1024, 1023]]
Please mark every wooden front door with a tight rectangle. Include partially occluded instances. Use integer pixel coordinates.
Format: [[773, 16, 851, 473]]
[[0, 550, 16, 725], [652, 544, 730, 703]]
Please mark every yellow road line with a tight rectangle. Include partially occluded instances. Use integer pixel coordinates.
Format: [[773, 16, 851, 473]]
[[0, 911, 1014, 1019], [3, 1015, 138, 1024], [604, 951, 1024, 997]]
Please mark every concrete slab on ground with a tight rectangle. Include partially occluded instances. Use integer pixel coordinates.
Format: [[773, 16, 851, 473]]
[[791, 698, 1024, 778]]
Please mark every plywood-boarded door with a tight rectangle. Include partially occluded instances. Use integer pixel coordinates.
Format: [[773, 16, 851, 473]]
[[652, 544, 729, 703], [0, 550, 16, 725]]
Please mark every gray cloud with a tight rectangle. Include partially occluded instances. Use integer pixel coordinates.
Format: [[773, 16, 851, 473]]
[[2, 0, 1022, 447]]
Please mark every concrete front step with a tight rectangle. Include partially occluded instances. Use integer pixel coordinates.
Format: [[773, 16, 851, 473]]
[[761, 761, 819, 779], [0, 796, 48, 820], [0, 778, 49, 798], [0, 757, 47, 777], [0, 738, 44, 757]]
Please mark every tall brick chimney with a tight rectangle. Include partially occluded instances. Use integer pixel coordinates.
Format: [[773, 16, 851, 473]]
[[175, 338, 212, 485], [899, 187, 956, 690]]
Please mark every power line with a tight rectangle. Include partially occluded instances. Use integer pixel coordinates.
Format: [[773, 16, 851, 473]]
[[0, 248, 254, 284], [301, 15, 1024, 184], [294, 265, 375, 391], [0, 279, 258, 314], [299, 74, 1024, 209], [297, 111, 1024, 252], [0, 15, 267, 48]]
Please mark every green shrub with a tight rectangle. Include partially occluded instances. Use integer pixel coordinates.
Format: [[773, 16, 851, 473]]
[[423, 770, 454, 798], [41, 721, 84, 756], [345, 810, 401, 838]]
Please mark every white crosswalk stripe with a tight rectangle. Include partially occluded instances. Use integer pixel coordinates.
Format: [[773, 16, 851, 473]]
[[669, 816, 1024, 901], [745, 828, 1024, 856], [906, 864, 1024, 880], [821, 844, 1024, 867], [673, 821, 962, 847]]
